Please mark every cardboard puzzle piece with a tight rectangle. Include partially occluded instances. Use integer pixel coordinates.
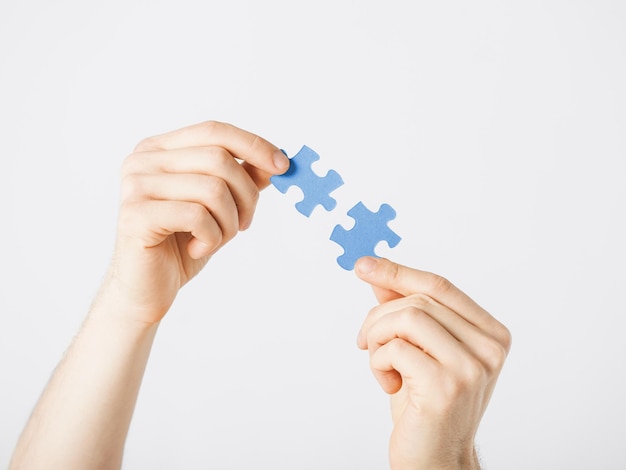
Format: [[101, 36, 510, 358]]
[[270, 145, 344, 217], [330, 202, 401, 270]]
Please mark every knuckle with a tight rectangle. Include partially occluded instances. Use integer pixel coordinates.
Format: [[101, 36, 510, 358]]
[[368, 349, 379, 368], [400, 305, 425, 324], [480, 338, 508, 372], [200, 119, 221, 135], [388, 337, 409, 355], [440, 358, 485, 404], [120, 152, 140, 177], [248, 185, 260, 204], [120, 173, 144, 200], [500, 325, 513, 354], [365, 326, 379, 350], [247, 134, 263, 153], [120, 149, 153, 177], [387, 260, 401, 283], [212, 230, 224, 247], [460, 357, 487, 385], [360, 308, 378, 337], [205, 176, 229, 199], [117, 201, 135, 225], [369, 353, 385, 374], [210, 231, 224, 249], [406, 293, 432, 310], [429, 274, 453, 297], [201, 145, 231, 166], [133, 136, 158, 152], [186, 202, 208, 225], [221, 218, 238, 241], [222, 230, 237, 245], [439, 374, 466, 407]]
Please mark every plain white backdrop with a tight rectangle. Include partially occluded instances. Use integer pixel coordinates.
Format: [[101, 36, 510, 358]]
[[1, 1, 625, 468]]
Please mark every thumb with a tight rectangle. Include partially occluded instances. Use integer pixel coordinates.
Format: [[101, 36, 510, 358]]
[[371, 285, 404, 304], [355, 257, 489, 331], [355, 257, 419, 298]]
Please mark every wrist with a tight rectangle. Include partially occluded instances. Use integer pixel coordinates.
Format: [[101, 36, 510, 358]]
[[91, 268, 172, 327], [85, 291, 159, 349], [391, 445, 479, 470], [437, 448, 481, 470]]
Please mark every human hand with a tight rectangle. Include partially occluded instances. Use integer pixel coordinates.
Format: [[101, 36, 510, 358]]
[[102, 121, 289, 325], [355, 257, 511, 470]]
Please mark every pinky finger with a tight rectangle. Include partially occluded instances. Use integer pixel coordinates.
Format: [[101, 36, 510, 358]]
[[119, 200, 223, 257], [369, 338, 439, 395]]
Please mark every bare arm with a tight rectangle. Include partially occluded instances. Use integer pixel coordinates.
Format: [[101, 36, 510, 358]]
[[9, 121, 289, 470], [10, 292, 159, 469]]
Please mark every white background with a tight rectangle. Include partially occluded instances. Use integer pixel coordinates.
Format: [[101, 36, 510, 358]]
[[1, 1, 625, 468]]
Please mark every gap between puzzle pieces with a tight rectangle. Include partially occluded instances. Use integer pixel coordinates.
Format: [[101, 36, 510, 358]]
[[330, 202, 401, 271], [270, 145, 344, 217]]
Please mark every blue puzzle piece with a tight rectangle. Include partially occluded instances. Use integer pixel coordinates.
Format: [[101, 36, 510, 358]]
[[270, 145, 344, 217], [330, 202, 401, 270]]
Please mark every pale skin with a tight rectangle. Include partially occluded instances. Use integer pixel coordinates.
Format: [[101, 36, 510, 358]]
[[9, 121, 511, 470]]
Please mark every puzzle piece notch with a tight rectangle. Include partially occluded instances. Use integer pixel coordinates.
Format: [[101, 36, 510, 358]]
[[270, 145, 344, 217], [330, 202, 401, 271]]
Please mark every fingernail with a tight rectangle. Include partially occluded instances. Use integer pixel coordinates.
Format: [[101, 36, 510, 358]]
[[356, 257, 378, 275], [273, 149, 290, 172]]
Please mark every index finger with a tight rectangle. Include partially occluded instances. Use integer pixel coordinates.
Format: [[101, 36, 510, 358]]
[[355, 257, 502, 336], [134, 120, 290, 178]]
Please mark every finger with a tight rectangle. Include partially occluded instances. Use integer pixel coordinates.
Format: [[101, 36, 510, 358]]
[[365, 307, 469, 367], [119, 200, 222, 258], [133, 120, 290, 176], [123, 147, 259, 230], [122, 173, 239, 244], [240, 161, 274, 190], [359, 295, 510, 382], [355, 257, 503, 340], [370, 338, 439, 395], [358, 294, 480, 352], [358, 296, 427, 349]]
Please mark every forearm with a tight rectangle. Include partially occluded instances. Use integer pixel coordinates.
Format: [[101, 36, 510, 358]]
[[390, 441, 481, 470], [9, 121, 287, 469], [10, 285, 159, 470]]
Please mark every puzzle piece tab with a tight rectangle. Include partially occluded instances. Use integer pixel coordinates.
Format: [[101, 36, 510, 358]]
[[330, 202, 401, 270], [270, 145, 344, 217]]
